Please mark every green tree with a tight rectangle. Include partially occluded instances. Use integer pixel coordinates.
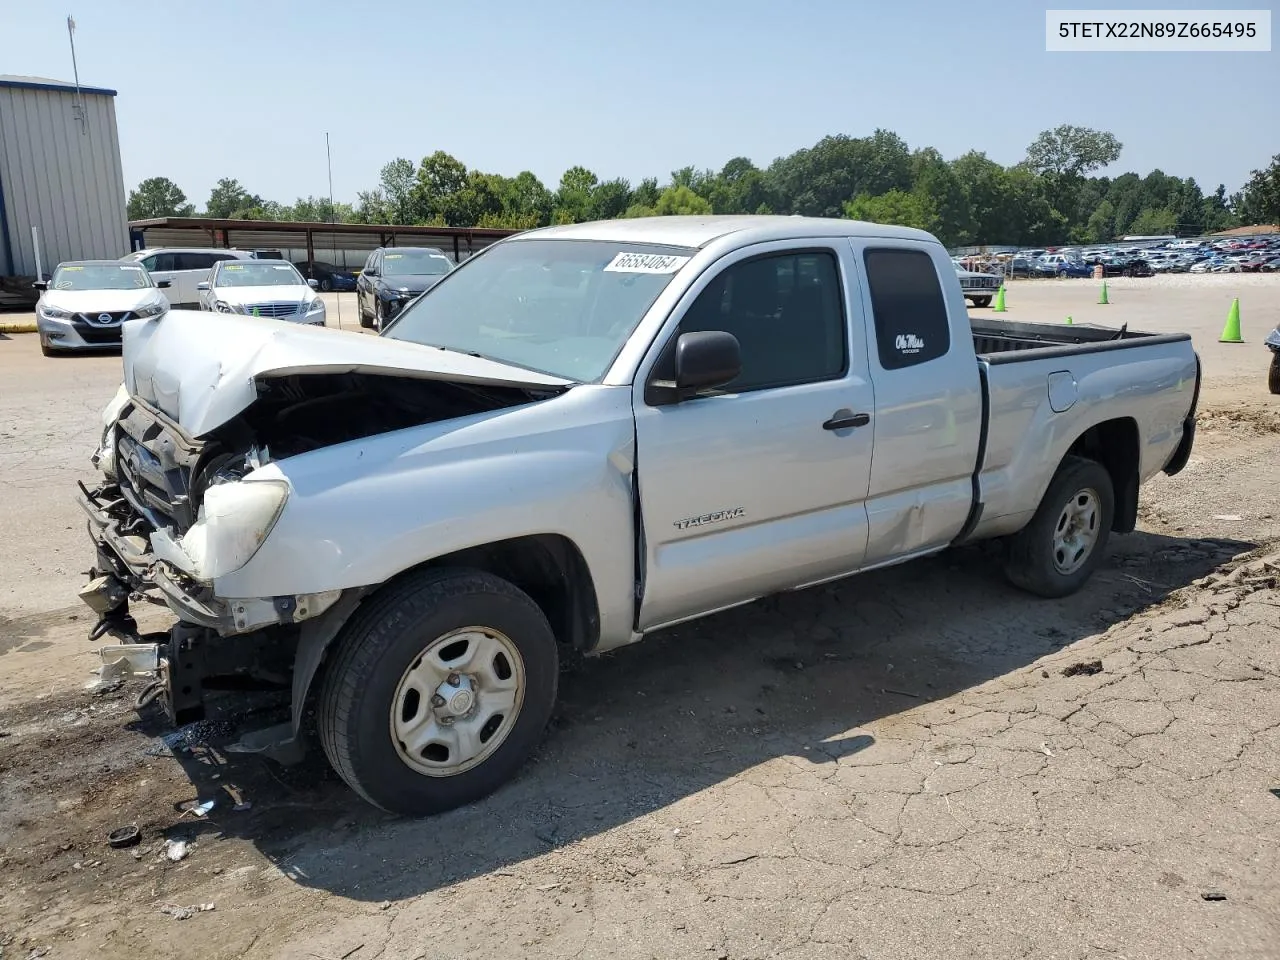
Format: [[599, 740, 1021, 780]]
[[1201, 185, 1237, 233], [707, 157, 769, 214], [1126, 207, 1178, 236], [412, 151, 470, 224], [1084, 199, 1117, 242], [631, 177, 661, 210], [844, 189, 936, 232], [654, 185, 712, 216], [1236, 154, 1280, 225], [500, 171, 554, 226], [127, 176, 194, 220], [1024, 125, 1123, 180], [379, 158, 419, 223], [909, 148, 971, 246], [205, 178, 262, 218], [554, 166, 600, 222], [353, 189, 390, 224], [592, 178, 633, 220], [768, 129, 912, 217]]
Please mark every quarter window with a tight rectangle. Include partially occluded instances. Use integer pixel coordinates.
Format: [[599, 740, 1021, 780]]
[[863, 248, 951, 370], [671, 250, 847, 392]]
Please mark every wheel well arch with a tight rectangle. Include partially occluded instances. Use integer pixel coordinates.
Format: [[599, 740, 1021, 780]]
[[289, 534, 602, 754], [418, 534, 602, 653], [1064, 417, 1140, 533]]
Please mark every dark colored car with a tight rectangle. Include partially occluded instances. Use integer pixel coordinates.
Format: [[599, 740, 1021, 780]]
[[1006, 256, 1036, 278], [1097, 257, 1153, 278], [294, 260, 357, 292], [356, 247, 455, 329]]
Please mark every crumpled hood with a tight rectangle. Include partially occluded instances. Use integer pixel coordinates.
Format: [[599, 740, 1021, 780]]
[[42, 288, 164, 313], [122, 309, 571, 437]]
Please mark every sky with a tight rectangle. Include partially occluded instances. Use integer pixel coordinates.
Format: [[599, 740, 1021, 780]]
[[3, 0, 1277, 208]]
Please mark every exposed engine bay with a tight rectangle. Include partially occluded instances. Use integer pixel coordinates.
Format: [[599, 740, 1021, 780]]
[[79, 372, 563, 740]]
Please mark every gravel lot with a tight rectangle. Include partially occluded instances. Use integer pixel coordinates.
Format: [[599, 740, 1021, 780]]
[[1, 276, 1278, 960]]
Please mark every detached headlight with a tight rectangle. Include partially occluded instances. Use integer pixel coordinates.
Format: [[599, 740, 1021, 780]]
[[38, 303, 72, 321], [176, 479, 290, 582], [135, 301, 167, 318]]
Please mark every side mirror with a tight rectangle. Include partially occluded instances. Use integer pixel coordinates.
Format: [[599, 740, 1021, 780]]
[[32, 279, 48, 290], [156, 279, 173, 288], [307, 278, 319, 290], [674, 330, 741, 393], [196, 281, 209, 291]]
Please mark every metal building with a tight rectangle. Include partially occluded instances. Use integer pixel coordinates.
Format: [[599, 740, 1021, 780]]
[[0, 75, 129, 280]]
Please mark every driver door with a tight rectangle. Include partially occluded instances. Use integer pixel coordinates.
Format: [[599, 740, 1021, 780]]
[[632, 242, 875, 632]]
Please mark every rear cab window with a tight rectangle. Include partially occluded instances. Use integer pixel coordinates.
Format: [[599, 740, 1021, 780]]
[[862, 248, 951, 370]]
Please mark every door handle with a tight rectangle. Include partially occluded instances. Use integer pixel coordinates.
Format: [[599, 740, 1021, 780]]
[[823, 412, 871, 431]]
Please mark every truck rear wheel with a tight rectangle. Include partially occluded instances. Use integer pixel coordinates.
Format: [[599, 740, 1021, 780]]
[[1004, 455, 1114, 598], [317, 569, 559, 816], [973, 296, 991, 308], [1269, 353, 1280, 395]]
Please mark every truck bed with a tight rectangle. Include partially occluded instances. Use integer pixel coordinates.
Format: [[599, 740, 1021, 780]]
[[971, 318, 1188, 362]]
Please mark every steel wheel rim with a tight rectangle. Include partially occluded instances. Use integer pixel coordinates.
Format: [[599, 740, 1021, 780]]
[[390, 626, 526, 778], [1052, 487, 1100, 575]]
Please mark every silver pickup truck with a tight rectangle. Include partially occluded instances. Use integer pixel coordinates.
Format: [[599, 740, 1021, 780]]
[[78, 215, 1200, 816]]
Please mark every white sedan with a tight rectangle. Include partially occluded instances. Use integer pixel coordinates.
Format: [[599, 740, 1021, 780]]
[[34, 260, 170, 357], [197, 260, 326, 326]]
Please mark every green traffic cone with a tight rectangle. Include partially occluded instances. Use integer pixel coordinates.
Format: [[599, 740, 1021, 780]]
[[1219, 298, 1243, 343], [992, 284, 1007, 312], [1098, 281, 1109, 305]]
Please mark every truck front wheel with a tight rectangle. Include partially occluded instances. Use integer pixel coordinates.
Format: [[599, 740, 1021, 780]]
[[317, 569, 559, 816], [1269, 353, 1280, 395], [973, 296, 992, 308], [1004, 455, 1115, 598]]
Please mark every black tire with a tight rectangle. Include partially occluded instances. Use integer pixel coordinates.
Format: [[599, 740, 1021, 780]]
[[374, 298, 384, 331], [1004, 455, 1114, 599], [973, 296, 991, 308], [317, 568, 559, 817], [320, 277, 333, 292], [358, 296, 373, 329], [1269, 353, 1280, 395]]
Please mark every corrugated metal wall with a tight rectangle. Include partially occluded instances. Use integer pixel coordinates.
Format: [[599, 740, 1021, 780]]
[[0, 86, 129, 277]]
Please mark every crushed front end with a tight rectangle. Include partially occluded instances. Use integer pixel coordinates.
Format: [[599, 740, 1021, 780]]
[[77, 390, 339, 739]]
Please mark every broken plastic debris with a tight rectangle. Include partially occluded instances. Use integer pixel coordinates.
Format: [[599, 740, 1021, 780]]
[[1040, 742, 1054, 757], [158, 902, 215, 920], [181, 799, 216, 819], [1212, 515, 1243, 522], [165, 839, 189, 862]]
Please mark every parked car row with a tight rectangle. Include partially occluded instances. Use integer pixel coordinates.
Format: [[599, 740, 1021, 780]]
[[957, 233, 1280, 281]]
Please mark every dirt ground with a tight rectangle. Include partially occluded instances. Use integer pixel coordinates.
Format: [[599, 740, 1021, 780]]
[[1, 276, 1279, 960]]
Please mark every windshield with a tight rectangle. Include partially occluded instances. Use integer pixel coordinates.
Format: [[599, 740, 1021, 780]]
[[383, 239, 696, 381], [51, 263, 152, 290], [215, 262, 305, 287], [381, 250, 453, 277]]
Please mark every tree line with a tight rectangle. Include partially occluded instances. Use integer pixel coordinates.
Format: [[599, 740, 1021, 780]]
[[127, 125, 1280, 247]]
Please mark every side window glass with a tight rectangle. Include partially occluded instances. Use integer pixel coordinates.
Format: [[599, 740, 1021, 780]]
[[676, 250, 846, 392], [863, 248, 951, 370]]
